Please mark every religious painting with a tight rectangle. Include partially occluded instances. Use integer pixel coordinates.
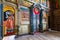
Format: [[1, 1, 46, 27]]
[[4, 11, 15, 35], [20, 6, 30, 24], [42, 11, 47, 30], [3, 5, 15, 36]]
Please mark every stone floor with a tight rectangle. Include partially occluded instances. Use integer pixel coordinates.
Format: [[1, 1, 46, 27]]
[[16, 31, 60, 40]]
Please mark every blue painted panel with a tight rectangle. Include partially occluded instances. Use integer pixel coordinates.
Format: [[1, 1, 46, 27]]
[[30, 7, 39, 33], [39, 9, 43, 31], [33, 12, 37, 32], [0, 27, 1, 37], [20, 7, 29, 12], [0, 5, 1, 25], [30, 6, 35, 33], [30, 6, 40, 33], [0, 4, 3, 38]]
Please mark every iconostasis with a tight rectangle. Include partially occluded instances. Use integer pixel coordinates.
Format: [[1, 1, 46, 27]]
[[3, 0, 18, 36]]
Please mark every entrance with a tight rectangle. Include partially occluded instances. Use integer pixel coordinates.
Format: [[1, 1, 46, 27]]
[[32, 7, 40, 33], [29, 5, 40, 34]]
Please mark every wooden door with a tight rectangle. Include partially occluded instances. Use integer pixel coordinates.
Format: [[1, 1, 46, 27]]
[[53, 10, 60, 31], [50, 10, 60, 31]]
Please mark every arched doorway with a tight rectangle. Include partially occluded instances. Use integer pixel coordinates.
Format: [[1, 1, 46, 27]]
[[29, 5, 40, 34]]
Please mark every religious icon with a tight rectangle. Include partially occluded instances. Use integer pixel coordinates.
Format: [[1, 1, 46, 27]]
[[4, 10, 14, 35], [20, 6, 30, 24]]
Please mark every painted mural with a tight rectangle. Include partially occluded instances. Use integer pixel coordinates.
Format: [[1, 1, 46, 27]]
[[2, 0, 18, 36], [18, 6, 30, 35], [3, 5, 15, 36], [42, 11, 48, 30], [20, 6, 30, 24]]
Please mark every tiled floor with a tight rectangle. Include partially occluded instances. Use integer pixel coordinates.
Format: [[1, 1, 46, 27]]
[[16, 31, 60, 40]]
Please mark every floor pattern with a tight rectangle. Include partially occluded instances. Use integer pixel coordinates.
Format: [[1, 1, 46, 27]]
[[16, 31, 60, 40]]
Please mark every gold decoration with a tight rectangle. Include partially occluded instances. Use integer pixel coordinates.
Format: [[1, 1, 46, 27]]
[[3, 5, 15, 13]]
